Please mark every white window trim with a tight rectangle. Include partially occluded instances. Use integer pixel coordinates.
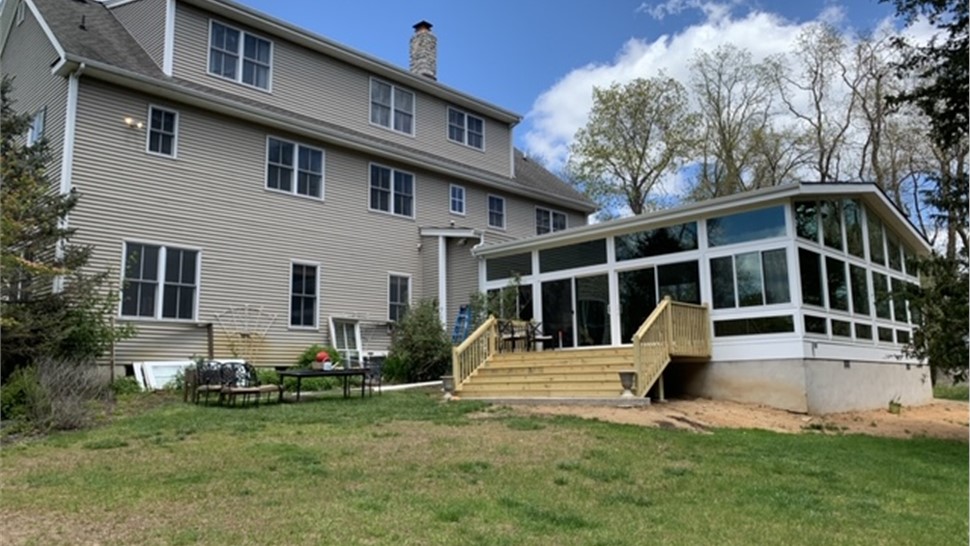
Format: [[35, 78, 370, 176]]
[[289, 260, 320, 330], [368, 162, 416, 219], [487, 194, 506, 230], [15, 1, 25, 25], [535, 206, 568, 235], [207, 19, 273, 93], [449, 184, 466, 216], [328, 316, 363, 362], [264, 135, 326, 200], [369, 77, 416, 137], [26, 107, 45, 147], [447, 106, 485, 151], [145, 104, 179, 159], [387, 272, 412, 323], [118, 239, 202, 322]]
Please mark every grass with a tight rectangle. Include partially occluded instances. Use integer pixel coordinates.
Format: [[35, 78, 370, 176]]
[[1, 390, 967, 546], [934, 384, 969, 401]]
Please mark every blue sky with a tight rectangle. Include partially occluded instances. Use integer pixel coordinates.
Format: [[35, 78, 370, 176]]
[[242, 0, 904, 167]]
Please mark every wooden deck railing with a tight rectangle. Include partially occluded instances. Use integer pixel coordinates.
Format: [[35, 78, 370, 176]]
[[631, 297, 711, 397], [452, 316, 499, 388]]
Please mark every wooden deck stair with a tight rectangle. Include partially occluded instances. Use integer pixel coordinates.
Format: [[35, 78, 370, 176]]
[[457, 347, 636, 399]]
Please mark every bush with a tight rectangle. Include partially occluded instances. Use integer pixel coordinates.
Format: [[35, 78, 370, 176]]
[[387, 299, 452, 383], [110, 376, 143, 396], [254, 368, 280, 386], [1, 358, 107, 430], [296, 344, 343, 368]]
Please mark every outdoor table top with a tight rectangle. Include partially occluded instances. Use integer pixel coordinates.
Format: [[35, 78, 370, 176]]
[[278, 368, 370, 401]]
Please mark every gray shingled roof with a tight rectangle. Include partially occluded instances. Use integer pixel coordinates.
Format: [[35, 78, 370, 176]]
[[32, 0, 596, 213]]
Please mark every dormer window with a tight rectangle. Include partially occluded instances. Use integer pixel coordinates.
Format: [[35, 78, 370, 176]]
[[208, 20, 272, 91], [448, 107, 484, 150], [370, 79, 414, 135]]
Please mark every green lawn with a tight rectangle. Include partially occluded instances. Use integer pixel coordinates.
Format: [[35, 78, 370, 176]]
[[935, 384, 970, 401], [1, 390, 967, 546]]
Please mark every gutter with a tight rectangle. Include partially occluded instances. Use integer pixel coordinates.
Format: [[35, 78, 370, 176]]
[[54, 56, 594, 214]]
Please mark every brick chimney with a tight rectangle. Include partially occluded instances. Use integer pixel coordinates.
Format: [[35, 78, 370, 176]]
[[409, 20, 437, 80]]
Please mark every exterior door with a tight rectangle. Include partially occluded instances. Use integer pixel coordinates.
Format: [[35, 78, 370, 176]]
[[541, 278, 573, 349], [576, 274, 611, 347]]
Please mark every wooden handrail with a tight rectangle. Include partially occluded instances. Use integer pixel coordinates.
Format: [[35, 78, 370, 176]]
[[452, 315, 499, 387], [631, 297, 710, 397]]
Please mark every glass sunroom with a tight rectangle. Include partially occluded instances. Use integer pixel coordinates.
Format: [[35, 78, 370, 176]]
[[475, 183, 929, 365]]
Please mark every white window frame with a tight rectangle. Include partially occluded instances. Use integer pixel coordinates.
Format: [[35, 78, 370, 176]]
[[118, 240, 201, 322], [15, 1, 25, 26], [535, 207, 567, 235], [26, 107, 45, 147], [265, 136, 325, 200], [369, 163, 415, 219], [289, 260, 319, 330], [145, 105, 178, 158], [369, 77, 415, 136], [447, 107, 485, 150], [449, 184, 466, 216], [328, 317, 363, 364], [487, 195, 506, 230], [387, 273, 412, 323], [207, 19, 273, 92]]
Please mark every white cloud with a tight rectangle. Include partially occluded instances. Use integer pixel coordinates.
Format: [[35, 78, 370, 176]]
[[635, 0, 740, 22]]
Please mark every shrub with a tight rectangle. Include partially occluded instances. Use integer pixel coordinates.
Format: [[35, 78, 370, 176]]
[[387, 299, 451, 383], [254, 368, 280, 386], [1, 358, 108, 431], [296, 344, 343, 368], [110, 376, 143, 396]]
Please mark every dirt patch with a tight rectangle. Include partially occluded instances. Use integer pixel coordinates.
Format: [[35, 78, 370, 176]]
[[516, 398, 969, 441]]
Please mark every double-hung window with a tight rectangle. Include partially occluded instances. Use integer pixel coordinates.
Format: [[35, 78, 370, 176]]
[[209, 21, 272, 90], [290, 262, 318, 328], [488, 195, 505, 229], [267, 137, 324, 198], [388, 274, 410, 322], [370, 164, 414, 217], [447, 107, 484, 149], [121, 242, 199, 320], [27, 108, 45, 146], [449, 184, 465, 215], [536, 208, 567, 235], [370, 79, 414, 135], [147, 106, 177, 157]]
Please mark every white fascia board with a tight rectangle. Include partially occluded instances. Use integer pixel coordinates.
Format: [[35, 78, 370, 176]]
[[419, 227, 480, 238], [58, 57, 588, 212]]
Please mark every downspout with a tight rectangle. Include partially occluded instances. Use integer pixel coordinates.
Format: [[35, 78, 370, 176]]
[[53, 62, 84, 293]]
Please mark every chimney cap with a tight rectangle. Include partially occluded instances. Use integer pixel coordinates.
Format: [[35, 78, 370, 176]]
[[413, 20, 433, 32]]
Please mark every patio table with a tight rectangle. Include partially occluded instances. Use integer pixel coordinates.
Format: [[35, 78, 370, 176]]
[[278, 368, 369, 401]]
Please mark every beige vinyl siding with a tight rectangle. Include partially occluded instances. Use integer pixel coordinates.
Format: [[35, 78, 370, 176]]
[[110, 0, 166, 68], [69, 80, 425, 365], [420, 236, 439, 308], [445, 241, 478, 334], [170, 3, 512, 178], [1, 5, 68, 183]]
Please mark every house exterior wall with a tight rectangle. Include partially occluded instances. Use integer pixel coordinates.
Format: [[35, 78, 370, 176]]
[[69, 79, 569, 366], [170, 2, 513, 178], [445, 240, 479, 333], [110, 0, 166, 68], [1, 4, 68, 181]]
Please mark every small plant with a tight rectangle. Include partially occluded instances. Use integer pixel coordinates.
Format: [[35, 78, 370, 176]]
[[386, 299, 452, 382], [888, 398, 902, 415], [296, 344, 343, 368], [110, 377, 143, 396]]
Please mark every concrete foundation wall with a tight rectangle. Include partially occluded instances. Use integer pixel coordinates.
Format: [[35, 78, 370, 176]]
[[678, 359, 809, 413], [675, 358, 933, 414], [803, 359, 932, 414]]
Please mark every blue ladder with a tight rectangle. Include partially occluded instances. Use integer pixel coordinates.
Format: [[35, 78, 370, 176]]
[[451, 305, 472, 344]]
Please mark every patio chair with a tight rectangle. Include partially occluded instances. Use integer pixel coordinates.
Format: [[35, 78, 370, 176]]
[[363, 355, 384, 396]]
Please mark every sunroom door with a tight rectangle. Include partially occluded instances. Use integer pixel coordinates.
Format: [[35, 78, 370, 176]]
[[541, 278, 574, 349], [576, 274, 611, 347]]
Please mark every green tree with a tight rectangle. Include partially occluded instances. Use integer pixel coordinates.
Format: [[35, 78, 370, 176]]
[[0, 75, 129, 381], [386, 299, 452, 383], [567, 75, 698, 215], [884, 0, 968, 381]]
